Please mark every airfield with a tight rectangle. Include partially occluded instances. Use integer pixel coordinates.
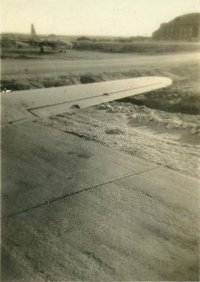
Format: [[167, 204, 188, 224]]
[[1, 44, 200, 280]]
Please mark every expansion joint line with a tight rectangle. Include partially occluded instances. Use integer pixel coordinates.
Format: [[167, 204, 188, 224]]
[[2, 166, 158, 220]]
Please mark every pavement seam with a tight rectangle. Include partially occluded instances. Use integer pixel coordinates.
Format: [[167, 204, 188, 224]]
[[2, 165, 158, 220]]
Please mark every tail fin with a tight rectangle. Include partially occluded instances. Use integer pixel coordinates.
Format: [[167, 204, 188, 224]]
[[31, 24, 36, 38]]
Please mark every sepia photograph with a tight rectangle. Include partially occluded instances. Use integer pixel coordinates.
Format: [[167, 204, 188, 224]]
[[1, 0, 200, 281]]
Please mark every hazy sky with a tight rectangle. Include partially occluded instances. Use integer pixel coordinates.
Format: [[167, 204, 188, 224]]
[[1, 0, 200, 36]]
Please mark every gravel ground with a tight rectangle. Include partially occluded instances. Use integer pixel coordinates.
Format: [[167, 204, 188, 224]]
[[36, 102, 200, 178]]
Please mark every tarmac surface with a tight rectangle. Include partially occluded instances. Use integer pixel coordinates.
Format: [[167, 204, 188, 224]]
[[1, 121, 200, 281], [2, 52, 199, 79]]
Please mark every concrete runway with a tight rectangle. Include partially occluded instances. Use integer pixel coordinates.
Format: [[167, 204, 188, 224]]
[[1, 121, 199, 281], [2, 52, 199, 79]]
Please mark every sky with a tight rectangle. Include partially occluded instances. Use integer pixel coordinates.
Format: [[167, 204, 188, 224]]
[[1, 0, 200, 36]]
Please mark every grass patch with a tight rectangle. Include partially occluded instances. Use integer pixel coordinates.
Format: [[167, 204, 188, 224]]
[[74, 40, 200, 54]]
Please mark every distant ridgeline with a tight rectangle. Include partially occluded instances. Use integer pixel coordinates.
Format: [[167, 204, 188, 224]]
[[152, 13, 200, 41]]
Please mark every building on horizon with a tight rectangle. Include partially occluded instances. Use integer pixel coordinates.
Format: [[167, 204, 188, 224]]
[[152, 13, 200, 41]]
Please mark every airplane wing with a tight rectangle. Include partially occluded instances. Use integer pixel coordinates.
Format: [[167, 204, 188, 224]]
[[1, 76, 172, 126]]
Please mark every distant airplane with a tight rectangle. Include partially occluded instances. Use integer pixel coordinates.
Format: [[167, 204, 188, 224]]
[[14, 24, 73, 52], [1, 77, 172, 125], [28, 24, 73, 52]]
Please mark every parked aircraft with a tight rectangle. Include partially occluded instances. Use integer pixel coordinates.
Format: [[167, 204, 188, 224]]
[[29, 24, 74, 52]]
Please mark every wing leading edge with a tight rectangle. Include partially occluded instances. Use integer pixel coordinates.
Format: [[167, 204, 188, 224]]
[[1, 76, 172, 126]]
